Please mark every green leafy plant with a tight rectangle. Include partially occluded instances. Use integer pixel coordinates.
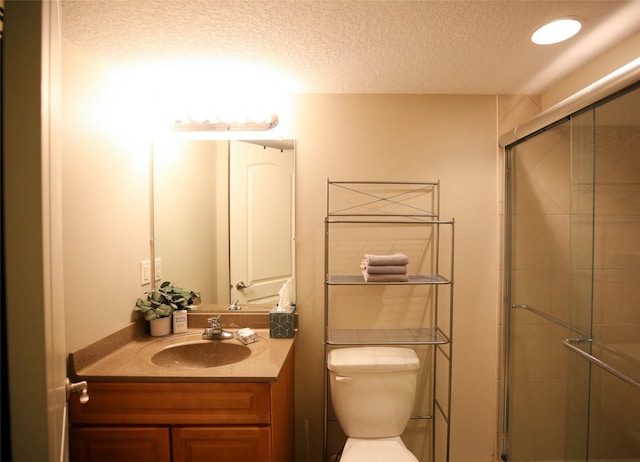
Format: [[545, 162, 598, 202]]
[[135, 281, 200, 321]]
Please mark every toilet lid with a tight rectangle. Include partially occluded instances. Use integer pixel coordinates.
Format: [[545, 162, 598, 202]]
[[339, 437, 418, 462], [328, 347, 420, 373]]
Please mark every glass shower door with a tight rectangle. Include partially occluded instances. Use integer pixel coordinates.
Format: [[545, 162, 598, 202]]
[[505, 83, 640, 462], [579, 86, 640, 461], [504, 115, 594, 462]]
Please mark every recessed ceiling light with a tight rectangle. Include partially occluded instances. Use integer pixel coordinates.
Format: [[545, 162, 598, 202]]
[[531, 18, 582, 45]]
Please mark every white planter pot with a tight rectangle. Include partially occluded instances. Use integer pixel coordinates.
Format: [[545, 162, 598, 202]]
[[150, 316, 172, 336]]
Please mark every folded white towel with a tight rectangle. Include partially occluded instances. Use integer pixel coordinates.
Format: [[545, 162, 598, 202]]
[[360, 260, 408, 274], [364, 253, 409, 266], [362, 271, 409, 282]]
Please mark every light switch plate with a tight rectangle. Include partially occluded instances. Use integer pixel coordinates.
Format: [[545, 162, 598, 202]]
[[154, 258, 162, 281], [140, 260, 151, 285]]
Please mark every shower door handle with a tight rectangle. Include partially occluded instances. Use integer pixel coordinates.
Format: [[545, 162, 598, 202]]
[[562, 338, 640, 390]]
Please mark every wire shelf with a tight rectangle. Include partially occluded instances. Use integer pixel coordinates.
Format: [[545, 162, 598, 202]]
[[327, 327, 450, 345]]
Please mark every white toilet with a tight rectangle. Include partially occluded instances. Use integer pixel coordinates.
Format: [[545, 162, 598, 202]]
[[327, 346, 420, 462]]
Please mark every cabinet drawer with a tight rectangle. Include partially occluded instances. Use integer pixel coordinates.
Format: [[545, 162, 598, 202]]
[[172, 426, 270, 462], [69, 382, 270, 425], [70, 426, 171, 462]]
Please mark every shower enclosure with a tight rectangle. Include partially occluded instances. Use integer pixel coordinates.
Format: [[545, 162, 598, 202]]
[[502, 82, 640, 462]]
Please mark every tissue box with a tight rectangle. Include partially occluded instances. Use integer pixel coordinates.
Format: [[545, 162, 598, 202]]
[[269, 306, 295, 338]]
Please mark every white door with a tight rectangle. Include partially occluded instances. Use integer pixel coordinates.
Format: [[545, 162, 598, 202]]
[[44, 2, 70, 461], [229, 141, 295, 305]]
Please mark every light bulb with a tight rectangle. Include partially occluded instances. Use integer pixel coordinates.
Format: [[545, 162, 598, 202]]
[[531, 18, 582, 45]]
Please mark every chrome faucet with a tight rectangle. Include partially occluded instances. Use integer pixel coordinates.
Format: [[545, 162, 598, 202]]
[[202, 316, 233, 340], [228, 299, 241, 310]]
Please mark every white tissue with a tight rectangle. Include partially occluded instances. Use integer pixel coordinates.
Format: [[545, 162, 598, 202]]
[[276, 278, 293, 311], [237, 327, 258, 344]]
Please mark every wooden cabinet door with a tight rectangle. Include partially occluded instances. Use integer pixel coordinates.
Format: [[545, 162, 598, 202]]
[[70, 426, 171, 462], [172, 426, 270, 462]]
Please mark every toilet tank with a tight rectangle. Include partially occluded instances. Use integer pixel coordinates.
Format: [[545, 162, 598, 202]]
[[327, 347, 420, 438]]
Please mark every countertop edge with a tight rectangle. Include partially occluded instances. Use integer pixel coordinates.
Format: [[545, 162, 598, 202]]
[[69, 319, 296, 383]]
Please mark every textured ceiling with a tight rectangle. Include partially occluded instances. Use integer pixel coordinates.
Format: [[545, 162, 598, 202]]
[[61, 1, 640, 95]]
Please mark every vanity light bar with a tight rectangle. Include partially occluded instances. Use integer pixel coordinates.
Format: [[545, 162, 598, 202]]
[[170, 114, 279, 132]]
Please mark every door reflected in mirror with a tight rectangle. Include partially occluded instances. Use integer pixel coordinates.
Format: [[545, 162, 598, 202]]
[[153, 139, 295, 312]]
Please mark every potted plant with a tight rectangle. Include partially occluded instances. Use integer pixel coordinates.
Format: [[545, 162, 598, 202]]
[[135, 281, 200, 336]]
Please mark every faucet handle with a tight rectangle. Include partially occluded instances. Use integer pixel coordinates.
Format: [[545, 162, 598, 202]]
[[207, 316, 221, 327]]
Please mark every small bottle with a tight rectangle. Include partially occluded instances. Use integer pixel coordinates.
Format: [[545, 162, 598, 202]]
[[173, 310, 188, 334]]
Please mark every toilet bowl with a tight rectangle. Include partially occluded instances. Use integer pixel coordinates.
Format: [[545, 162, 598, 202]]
[[327, 347, 420, 462], [338, 437, 418, 462]]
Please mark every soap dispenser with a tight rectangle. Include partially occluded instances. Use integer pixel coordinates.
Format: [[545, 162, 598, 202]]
[[173, 309, 188, 333]]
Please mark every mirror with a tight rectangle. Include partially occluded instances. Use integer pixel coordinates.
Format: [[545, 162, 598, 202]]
[[152, 139, 295, 312]]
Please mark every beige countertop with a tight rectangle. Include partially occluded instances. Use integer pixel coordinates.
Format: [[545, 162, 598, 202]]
[[69, 314, 296, 383]]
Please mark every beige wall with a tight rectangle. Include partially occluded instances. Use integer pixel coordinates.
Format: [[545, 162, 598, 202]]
[[62, 42, 151, 351], [292, 94, 500, 461]]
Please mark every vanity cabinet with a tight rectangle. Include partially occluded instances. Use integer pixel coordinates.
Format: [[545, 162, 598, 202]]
[[69, 349, 293, 462]]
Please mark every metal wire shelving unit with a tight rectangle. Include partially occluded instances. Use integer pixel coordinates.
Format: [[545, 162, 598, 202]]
[[323, 180, 454, 462]]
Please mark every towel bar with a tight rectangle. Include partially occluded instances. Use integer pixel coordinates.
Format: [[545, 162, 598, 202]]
[[563, 338, 640, 390]]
